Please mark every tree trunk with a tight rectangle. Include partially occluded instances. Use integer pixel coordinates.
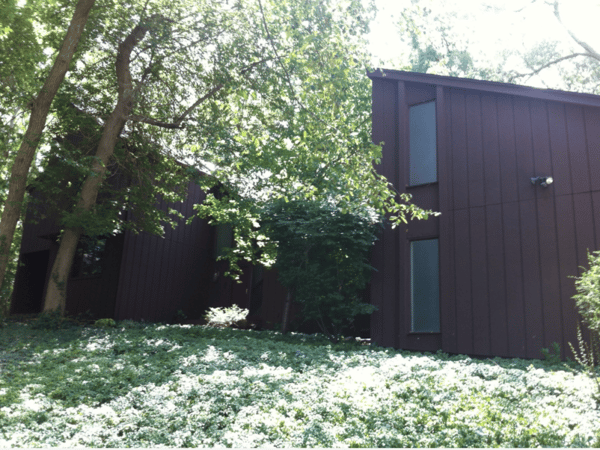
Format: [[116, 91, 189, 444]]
[[43, 21, 152, 313], [0, 0, 95, 296]]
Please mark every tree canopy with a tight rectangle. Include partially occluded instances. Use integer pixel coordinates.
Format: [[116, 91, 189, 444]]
[[0, 0, 433, 314]]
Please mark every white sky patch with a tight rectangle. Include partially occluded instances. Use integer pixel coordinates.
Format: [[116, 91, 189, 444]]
[[367, 0, 600, 88]]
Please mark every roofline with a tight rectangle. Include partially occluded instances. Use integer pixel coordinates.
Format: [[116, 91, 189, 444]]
[[368, 69, 600, 108]]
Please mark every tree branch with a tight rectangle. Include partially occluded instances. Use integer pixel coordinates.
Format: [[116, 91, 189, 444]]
[[552, 1, 600, 62], [128, 57, 271, 129], [508, 52, 589, 82]]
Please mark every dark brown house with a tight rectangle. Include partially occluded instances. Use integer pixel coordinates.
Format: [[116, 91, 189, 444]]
[[10, 181, 253, 322], [369, 69, 600, 359]]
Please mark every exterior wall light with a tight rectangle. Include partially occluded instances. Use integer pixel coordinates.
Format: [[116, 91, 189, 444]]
[[531, 176, 553, 188]]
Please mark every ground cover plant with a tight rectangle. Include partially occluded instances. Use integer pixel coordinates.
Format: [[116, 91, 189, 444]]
[[0, 321, 599, 448]]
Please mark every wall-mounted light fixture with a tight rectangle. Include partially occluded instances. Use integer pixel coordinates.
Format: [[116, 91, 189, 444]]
[[531, 176, 553, 188]]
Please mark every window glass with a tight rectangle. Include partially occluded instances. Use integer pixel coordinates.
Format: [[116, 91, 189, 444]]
[[409, 101, 437, 185], [71, 236, 107, 278], [214, 223, 233, 258], [411, 239, 440, 332]]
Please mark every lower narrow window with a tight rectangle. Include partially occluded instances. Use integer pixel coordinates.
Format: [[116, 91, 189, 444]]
[[411, 239, 440, 332]]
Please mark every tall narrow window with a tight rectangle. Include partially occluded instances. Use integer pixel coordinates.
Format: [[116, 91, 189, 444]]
[[411, 239, 440, 332], [409, 101, 437, 185]]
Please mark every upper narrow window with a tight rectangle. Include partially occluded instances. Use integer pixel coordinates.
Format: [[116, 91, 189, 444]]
[[409, 101, 437, 185], [411, 238, 440, 333]]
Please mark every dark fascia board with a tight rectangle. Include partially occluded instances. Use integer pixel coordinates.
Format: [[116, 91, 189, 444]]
[[368, 68, 600, 108]]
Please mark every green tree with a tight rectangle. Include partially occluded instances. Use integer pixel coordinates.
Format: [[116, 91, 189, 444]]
[[35, 0, 432, 313], [0, 0, 96, 305], [261, 199, 380, 341]]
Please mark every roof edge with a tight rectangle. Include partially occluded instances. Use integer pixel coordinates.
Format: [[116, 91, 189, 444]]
[[368, 69, 600, 108]]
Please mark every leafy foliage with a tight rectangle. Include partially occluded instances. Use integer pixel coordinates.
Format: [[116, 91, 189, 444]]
[[262, 199, 379, 341], [570, 251, 600, 410], [0, 322, 599, 447], [573, 250, 600, 336], [204, 304, 249, 328]]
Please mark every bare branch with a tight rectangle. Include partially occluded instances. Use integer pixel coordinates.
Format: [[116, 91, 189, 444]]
[[552, 1, 600, 62], [508, 52, 589, 81]]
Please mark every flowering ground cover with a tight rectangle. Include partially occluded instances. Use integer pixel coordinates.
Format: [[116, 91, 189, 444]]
[[0, 321, 598, 448]]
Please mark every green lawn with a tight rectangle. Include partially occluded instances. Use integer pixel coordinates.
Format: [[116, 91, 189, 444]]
[[0, 320, 598, 447]]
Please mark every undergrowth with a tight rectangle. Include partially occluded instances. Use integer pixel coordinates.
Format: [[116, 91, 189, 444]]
[[0, 321, 598, 447]]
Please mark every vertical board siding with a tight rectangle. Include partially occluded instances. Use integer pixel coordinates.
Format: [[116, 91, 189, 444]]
[[565, 105, 591, 194], [114, 181, 213, 322], [547, 102, 572, 197], [481, 95, 502, 206], [584, 107, 600, 192], [438, 87, 458, 354], [454, 208, 473, 354], [486, 204, 509, 357], [450, 90, 469, 210], [555, 195, 578, 356], [520, 199, 544, 358], [513, 98, 536, 202], [503, 201, 527, 357], [465, 93, 485, 208], [370, 79, 399, 347], [536, 196, 562, 349], [394, 81, 408, 348], [369, 71, 600, 359], [470, 206, 490, 355], [497, 96, 519, 204], [594, 192, 600, 250]]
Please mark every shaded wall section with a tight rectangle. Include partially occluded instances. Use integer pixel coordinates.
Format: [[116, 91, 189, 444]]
[[113, 182, 216, 322], [370, 70, 600, 359]]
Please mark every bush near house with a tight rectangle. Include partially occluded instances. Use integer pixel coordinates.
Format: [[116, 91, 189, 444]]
[[0, 320, 599, 447]]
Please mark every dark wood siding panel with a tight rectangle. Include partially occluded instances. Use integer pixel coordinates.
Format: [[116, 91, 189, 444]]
[[370, 79, 398, 346], [486, 203, 509, 357], [136, 232, 153, 320], [573, 193, 597, 340], [529, 100, 554, 207], [547, 102, 572, 197], [453, 208, 472, 354], [519, 199, 543, 358], [565, 105, 591, 194], [536, 196, 562, 350], [440, 210, 457, 353], [513, 98, 535, 202], [465, 93, 485, 208], [437, 86, 457, 354], [555, 195, 578, 356], [450, 90, 469, 210], [584, 107, 600, 192], [594, 191, 600, 250], [574, 193, 596, 267], [481, 95, 501, 206], [503, 201, 527, 357], [390, 81, 407, 348], [470, 206, 490, 356], [497, 96, 519, 204]]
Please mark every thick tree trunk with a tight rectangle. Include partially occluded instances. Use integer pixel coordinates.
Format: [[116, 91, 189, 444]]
[[0, 0, 95, 295], [43, 21, 152, 313]]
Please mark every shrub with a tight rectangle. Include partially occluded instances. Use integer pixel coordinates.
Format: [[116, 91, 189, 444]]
[[31, 309, 66, 330], [573, 250, 600, 335], [571, 250, 600, 409], [94, 318, 116, 328], [262, 199, 379, 342], [204, 304, 248, 328]]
